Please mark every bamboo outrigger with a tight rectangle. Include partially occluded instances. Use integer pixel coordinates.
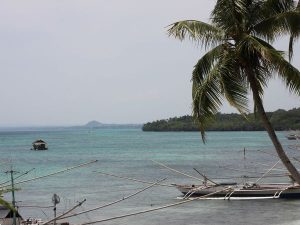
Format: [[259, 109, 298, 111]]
[[151, 159, 300, 199]]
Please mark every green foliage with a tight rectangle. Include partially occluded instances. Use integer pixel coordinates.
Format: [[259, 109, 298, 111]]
[[142, 108, 300, 131], [0, 189, 15, 211]]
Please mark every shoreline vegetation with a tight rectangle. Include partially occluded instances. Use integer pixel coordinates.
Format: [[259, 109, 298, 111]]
[[142, 108, 300, 132]]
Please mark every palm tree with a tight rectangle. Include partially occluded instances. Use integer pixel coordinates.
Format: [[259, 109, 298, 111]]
[[168, 0, 300, 183]]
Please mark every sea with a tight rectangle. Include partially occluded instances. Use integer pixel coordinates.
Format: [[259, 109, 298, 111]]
[[1, 127, 300, 225]]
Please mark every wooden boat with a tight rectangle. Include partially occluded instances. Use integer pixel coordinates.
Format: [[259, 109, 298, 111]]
[[286, 134, 298, 140], [175, 182, 300, 199], [286, 131, 300, 140], [150, 159, 300, 199], [31, 140, 48, 150]]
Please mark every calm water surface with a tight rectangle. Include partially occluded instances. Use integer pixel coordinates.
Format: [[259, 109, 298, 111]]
[[1, 127, 300, 225]]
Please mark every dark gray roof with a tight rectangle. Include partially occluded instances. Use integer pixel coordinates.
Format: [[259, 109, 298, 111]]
[[0, 206, 22, 219], [32, 139, 47, 144], [0, 206, 10, 219]]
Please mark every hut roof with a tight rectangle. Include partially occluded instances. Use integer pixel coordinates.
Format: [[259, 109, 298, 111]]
[[0, 207, 9, 219], [32, 139, 47, 144], [0, 206, 22, 219]]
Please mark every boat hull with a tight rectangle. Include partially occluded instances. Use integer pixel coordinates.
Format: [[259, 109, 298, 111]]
[[176, 184, 300, 199]]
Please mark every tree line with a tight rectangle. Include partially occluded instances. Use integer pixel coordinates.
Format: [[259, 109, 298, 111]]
[[142, 108, 300, 132]]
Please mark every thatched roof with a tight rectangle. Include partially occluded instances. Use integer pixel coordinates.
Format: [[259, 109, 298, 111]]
[[32, 139, 47, 145]]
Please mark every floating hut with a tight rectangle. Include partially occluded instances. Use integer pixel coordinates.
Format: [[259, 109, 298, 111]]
[[32, 139, 48, 150], [0, 206, 23, 225]]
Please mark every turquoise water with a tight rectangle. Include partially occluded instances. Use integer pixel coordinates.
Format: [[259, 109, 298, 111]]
[[1, 128, 300, 225]]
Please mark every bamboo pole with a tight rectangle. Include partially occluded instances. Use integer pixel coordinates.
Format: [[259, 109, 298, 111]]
[[255, 160, 281, 184], [151, 160, 203, 182], [79, 187, 233, 225], [257, 149, 300, 164], [58, 178, 166, 220], [250, 162, 285, 171], [42, 199, 86, 225], [17, 205, 53, 208], [193, 168, 219, 185], [0, 168, 35, 186], [1, 160, 98, 188], [94, 171, 173, 187], [94, 171, 288, 184], [219, 165, 286, 175]]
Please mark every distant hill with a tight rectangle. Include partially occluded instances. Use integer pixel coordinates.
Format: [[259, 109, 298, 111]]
[[142, 108, 300, 132], [83, 120, 142, 129], [85, 120, 103, 128]]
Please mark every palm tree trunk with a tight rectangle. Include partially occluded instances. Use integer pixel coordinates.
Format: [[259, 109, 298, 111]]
[[247, 72, 300, 184]]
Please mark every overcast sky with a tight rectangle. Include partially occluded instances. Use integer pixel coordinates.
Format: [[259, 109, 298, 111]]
[[0, 0, 299, 126]]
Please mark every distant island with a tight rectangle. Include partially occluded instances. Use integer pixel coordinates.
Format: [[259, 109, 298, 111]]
[[142, 108, 300, 132], [85, 120, 104, 128], [83, 121, 142, 129]]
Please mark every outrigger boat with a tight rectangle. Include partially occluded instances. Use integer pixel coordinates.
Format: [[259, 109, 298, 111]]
[[174, 163, 300, 199], [175, 182, 300, 199], [150, 159, 300, 199]]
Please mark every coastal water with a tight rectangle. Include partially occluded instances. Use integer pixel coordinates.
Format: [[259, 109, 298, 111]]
[[1, 127, 300, 225]]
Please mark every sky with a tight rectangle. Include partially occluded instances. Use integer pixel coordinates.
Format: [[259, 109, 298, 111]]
[[0, 0, 299, 126]]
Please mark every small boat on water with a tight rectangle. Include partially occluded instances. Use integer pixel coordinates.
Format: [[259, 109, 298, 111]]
[[31, 139, 48, 150], [175, 182, 300, 199], [286, 131, 300, 140], [286, 134, 298, 140]]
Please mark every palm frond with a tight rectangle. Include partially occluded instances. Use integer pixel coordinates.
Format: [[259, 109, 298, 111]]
[[289, 34, 296, 61], [288, 2, 300, 61], [242, 35, 300, 95], [0, 197, 15, 211], [239, 35, 285, 64], [220, 64, 249, 114], [253, 10, 300, 42], [192, 44, 227, 83], [212, 0, 248, 32], [260, 0, 295, 16], [237, 35, 277, 96], [192, 58, 224, 142], [274, 59, 300, 95], [167, 20, 224, 49]]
